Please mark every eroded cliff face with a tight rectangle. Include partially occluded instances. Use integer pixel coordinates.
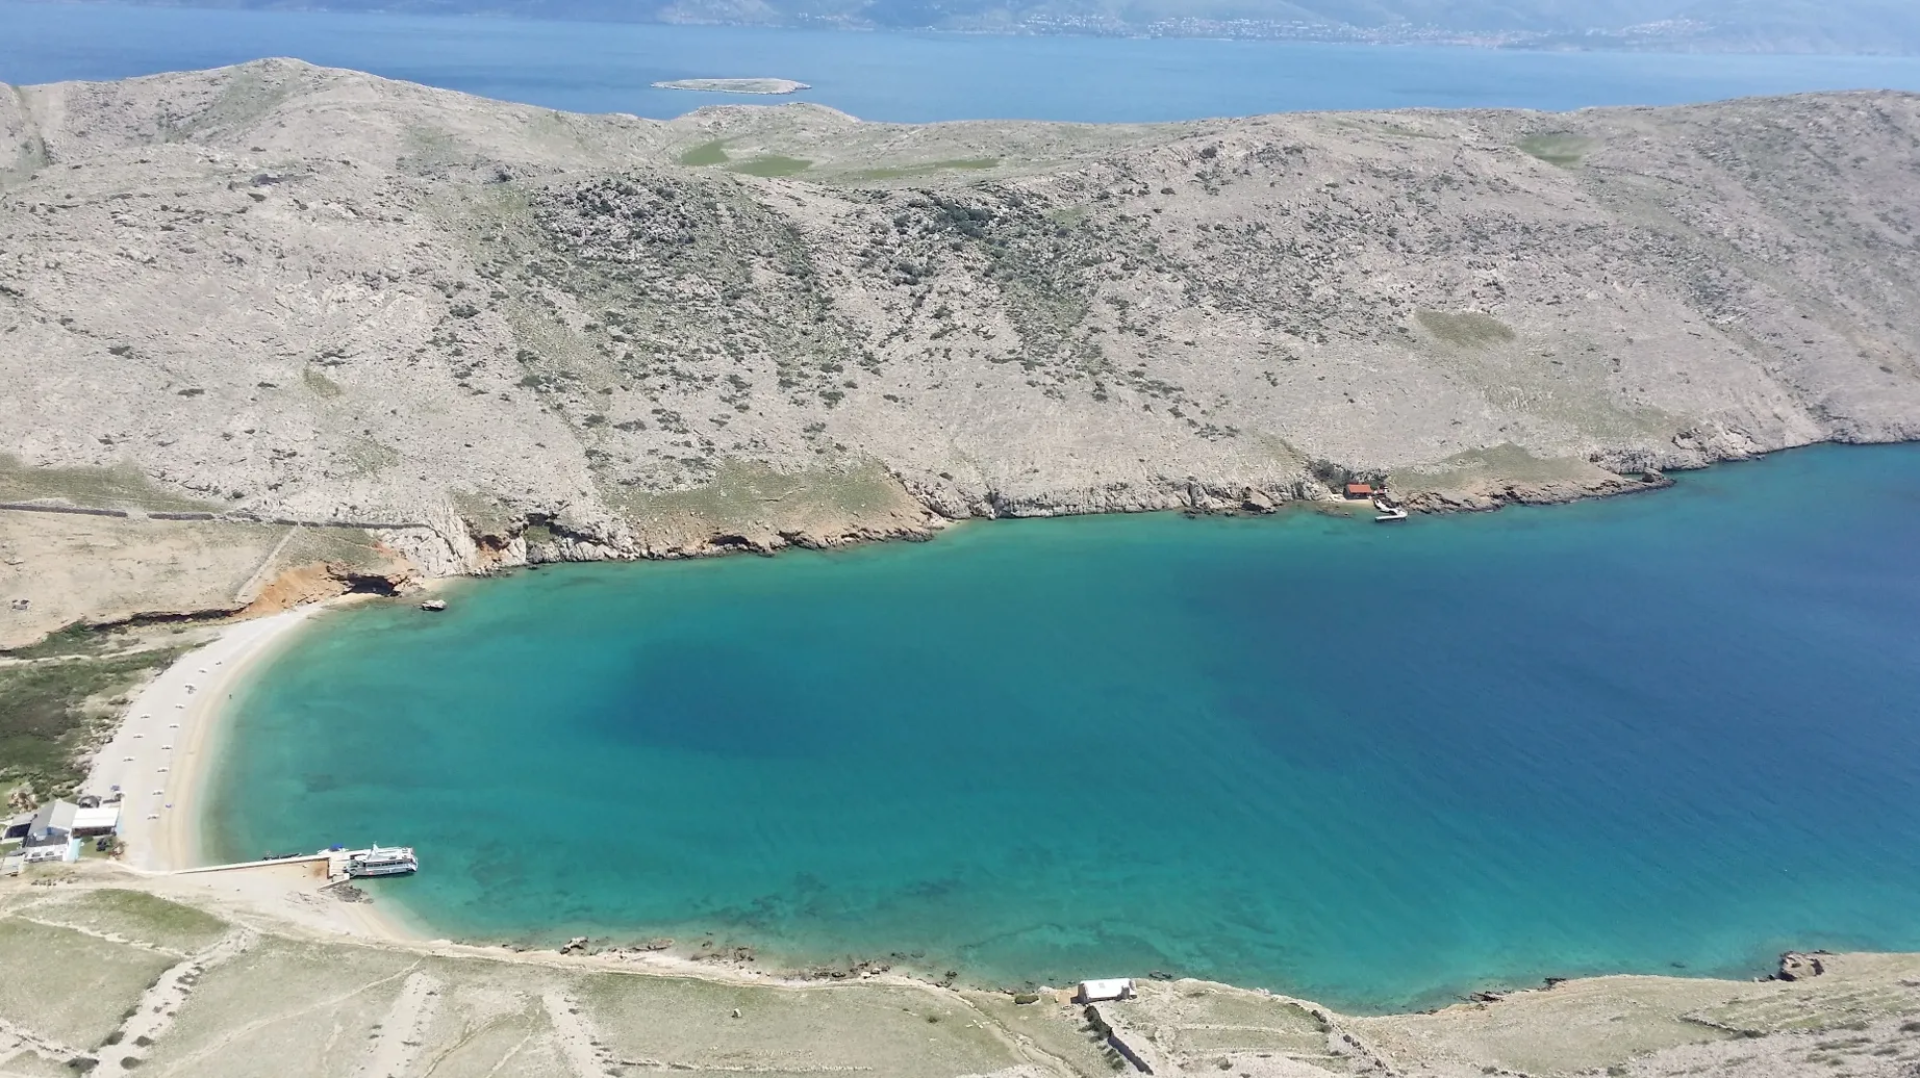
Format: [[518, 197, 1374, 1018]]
[[2, 59, 1919, 601]]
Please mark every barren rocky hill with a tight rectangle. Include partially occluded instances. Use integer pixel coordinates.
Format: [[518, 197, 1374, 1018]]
[[3, 59, 1919, 641]]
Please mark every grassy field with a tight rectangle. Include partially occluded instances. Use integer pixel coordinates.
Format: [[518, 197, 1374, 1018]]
[[0, 919, 176, 1048], [138, 936, 418, 1078], [2, 622, 130, 661], [677, 139, 732, 167], [29, 889, 228, 954], [729, 154, 813, 178], [1519, 132, 1594, 167], [1415, 309, 1518, 347], [0, 644, 182, 798]]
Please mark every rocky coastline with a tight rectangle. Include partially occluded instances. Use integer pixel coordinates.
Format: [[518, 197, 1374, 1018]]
[[0, 432, 1873, 651], [428, 434, 1800, 574]]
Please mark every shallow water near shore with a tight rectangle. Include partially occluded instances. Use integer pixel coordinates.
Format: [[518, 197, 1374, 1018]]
[[207, 445, 1920, 1012]]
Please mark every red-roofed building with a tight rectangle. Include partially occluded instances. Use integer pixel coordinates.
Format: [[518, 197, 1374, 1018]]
[[1344, 482, 1375, 500]]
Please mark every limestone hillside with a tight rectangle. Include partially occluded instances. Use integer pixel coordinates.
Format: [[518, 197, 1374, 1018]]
[[4, 59, 1919, 588]]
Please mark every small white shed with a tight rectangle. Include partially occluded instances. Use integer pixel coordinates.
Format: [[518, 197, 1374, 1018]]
[[1077, 978, 1136, 1003]]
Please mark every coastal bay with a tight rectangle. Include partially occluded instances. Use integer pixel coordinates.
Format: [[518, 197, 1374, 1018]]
[[196, 444, 1920, 1013], [5, 7, 1920, 1070]]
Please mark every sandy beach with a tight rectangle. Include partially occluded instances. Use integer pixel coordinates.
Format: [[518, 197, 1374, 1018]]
[[80, 601, 441, 942], [86, 606, 322, 872]]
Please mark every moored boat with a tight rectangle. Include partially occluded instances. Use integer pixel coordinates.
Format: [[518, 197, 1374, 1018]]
[[346, 845, 418, 877]]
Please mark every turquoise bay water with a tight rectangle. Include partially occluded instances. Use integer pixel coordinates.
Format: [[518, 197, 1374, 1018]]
[[10, 2, 1920, 122], [208, 445, 1920, 1013]]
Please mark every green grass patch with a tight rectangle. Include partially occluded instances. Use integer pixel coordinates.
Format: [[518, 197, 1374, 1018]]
[[1, 623, 124, 660], [677, 139, 732, 167], [0, 649, 182, 798], [729, 154, 813, 178], [138, 936, 418, 1076], [1416, 309, 1517, 347], [839, 157, 1000, 182], [274, 526, 389, 572], [1519, 133, 1594, 168], [343, 436, 399, 477], [609, 460, 915, 540], [451, 490, 515, 539], [158, 66, 293, 143], [0, 1048, 70, 1076], [0, 920, 177, 1048], [301, 366, 343, 399], [32, 891, 228, 954], [0, 455, 218, 513]]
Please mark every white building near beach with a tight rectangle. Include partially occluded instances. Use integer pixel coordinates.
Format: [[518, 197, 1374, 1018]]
[[1077, 978, 1136, 1003], [73, 805, 122, 838], [22, 800, 77, 848], [4, 800, 120, 849]]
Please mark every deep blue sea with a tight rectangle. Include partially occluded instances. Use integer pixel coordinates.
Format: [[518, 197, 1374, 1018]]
[[8, 1, 1920, 121], [205, 445, 1920, 1012]]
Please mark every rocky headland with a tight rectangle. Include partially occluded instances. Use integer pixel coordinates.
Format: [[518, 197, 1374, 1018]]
[[4, 60, 1920, 644]]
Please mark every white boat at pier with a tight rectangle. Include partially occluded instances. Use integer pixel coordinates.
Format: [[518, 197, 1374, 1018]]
[[343, 845, 419, 878]]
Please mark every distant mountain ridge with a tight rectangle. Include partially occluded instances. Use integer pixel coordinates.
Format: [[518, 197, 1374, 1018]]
[[37, 0, 1920, 53]]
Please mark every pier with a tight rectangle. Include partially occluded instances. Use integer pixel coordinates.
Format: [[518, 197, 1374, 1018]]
[[172, 853, 330, 875], [171, 845, 416, 882]]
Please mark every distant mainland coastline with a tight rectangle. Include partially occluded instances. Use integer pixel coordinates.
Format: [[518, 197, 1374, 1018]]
[[653, 77, 811, 95]]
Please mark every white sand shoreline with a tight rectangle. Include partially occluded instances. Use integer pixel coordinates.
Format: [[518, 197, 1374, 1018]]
[[87, 605, 323, 872], [84, 600, 440, 943]]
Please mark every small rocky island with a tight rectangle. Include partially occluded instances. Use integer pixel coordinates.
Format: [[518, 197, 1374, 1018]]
[[653, 77, 810, 95]]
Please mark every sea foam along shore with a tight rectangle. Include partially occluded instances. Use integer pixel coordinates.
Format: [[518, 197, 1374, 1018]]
[[90, 606, 323, 873]]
